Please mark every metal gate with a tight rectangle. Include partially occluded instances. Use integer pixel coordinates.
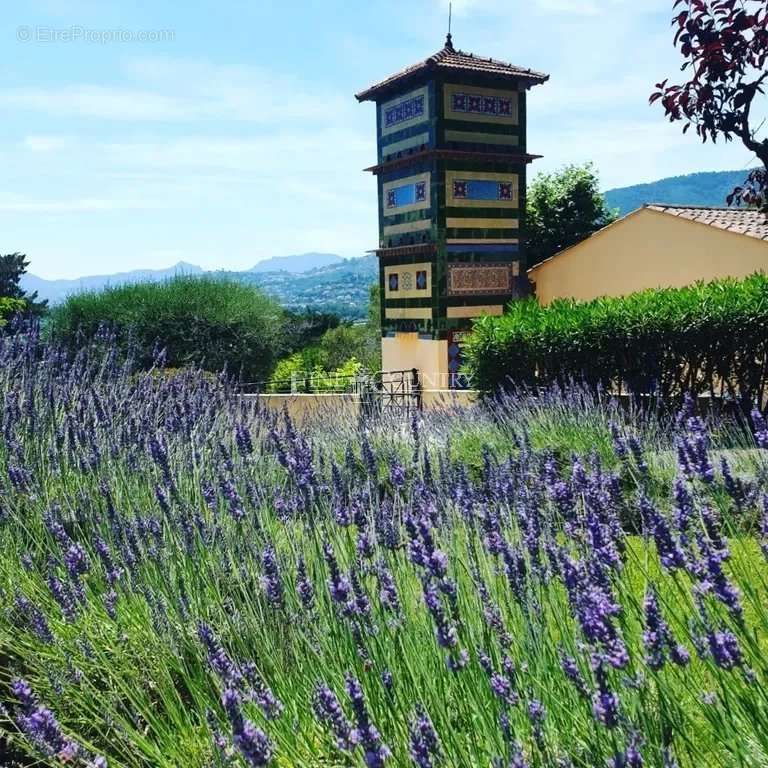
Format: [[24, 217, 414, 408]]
[[360, 368, 422, 418]]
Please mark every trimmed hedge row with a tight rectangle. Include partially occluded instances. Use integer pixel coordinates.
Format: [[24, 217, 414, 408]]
[[464, 272, 768, 407]]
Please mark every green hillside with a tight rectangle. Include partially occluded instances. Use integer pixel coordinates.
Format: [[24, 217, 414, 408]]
[[603, 169, 753, 216], [223, 255, 378, 320]]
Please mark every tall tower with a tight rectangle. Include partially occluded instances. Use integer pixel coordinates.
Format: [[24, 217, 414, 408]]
[[356, 35, 548, 388]]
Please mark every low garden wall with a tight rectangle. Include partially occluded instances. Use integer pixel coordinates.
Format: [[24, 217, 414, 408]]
[[246, 389, 477, 421]]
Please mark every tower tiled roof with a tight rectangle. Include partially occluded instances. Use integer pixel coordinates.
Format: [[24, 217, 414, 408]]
[[355, 36, 549, 102], [647, 204, 768, 241]]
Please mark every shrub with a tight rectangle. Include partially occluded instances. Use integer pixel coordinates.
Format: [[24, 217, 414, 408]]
[[0, 297, 26, 328], [465, 272, 768, 408], [49, 276, 285, 381]]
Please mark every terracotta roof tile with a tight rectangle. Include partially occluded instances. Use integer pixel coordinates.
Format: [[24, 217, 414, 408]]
[[647, 205, 768, 241], [355, 38, 549, 102]]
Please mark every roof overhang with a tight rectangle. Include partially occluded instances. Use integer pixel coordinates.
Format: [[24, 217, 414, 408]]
[[365, 148, 543, 175]]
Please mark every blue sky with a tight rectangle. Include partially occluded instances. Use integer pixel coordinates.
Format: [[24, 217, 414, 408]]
[[1, 0, 761, 279]]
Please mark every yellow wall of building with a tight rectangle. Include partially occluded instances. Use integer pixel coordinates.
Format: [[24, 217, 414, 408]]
[[529, 208, 768, 305], [382, 334, 449, 390]]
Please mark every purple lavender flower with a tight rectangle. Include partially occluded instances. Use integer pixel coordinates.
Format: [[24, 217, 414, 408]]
[[235, 422, 254, 456], [64, 542, 90, 579], [219, 478, 245, 522], [344, 567, 372, 621], [561, 655, 588, 697], [11, 678, 80, 760], [409, 704, 441, 768], [94, 537, 122, 585], [422, 581, 458, 649], [390, 460, 406, 489], [678, 417, 715, 484], [198, 623, 241, 687], [345, 676, 391, 767], [639, 497, 686, 571], [642, 589, 689, 671], [261, 544, 284, 609], [707, 628, 742, 670], [14, 592, 54, 643], [242, 663, 284, 721], [323, 543, 352, 606], [222, 688, 273, 766], [591, 660, 620, 729], [609, 422, 629, 460], [693, 533, 742, 621], [47, 573, 77, 622], [376, 560, 402, 619], [527, 699, 545, 745], [627, 435, 648, 476], [752, 408, 768, 449], [314, 682, 358, 751], [612, 733, 644, 767], [296, 556, 315, 611], [761, 495, 768, 562]]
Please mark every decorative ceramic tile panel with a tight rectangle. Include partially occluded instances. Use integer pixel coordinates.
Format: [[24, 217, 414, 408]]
[[451, 92, 513, 117], [380, 86, 429, 136], [382, 173, 431, 215], [384, 263, 431, 299], [452, 180, 513, 201], [384, 94, 425, 128], [445, 171, 518, 209], [447, 263, 513, 296], [444, 83, 518, 125]]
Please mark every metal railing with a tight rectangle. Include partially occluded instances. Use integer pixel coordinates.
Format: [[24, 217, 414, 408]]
[[239, 368, 423, 414]]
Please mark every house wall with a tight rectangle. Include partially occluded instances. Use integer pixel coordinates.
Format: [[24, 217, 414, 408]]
[[529, 208, 768, 305]]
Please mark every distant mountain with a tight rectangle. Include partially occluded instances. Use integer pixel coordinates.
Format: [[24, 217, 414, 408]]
[[604, 170, 752, 217], [249, 252, 344, 274], [22, 261, 203, 305], [22, 254, 378, 319]]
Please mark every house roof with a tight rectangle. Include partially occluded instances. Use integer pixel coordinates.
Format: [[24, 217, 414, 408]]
[[528, 204, 768, 275], [355, 35, 549, 102], [646, 204, 768, 241]]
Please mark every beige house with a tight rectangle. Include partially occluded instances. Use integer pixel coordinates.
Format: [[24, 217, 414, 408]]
[[528, 205, 768, 305]]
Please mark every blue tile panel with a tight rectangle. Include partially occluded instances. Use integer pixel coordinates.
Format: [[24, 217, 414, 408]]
[[384, 94, 426, 129], [386, 181, 427, 210], [453, 179, 513, 201], [451, 92, 514, 118]]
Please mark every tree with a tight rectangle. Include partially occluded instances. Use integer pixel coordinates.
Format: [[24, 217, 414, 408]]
[[0, 252, 48, 316], [49, 276, 285, 382], [526, 164, 617, 268], [650, 1, 768, 210]]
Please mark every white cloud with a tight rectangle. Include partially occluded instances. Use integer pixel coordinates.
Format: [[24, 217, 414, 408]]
[[0, 58, 355, 125], [0, 197, 151, 212], [23, 135, 71, 152]]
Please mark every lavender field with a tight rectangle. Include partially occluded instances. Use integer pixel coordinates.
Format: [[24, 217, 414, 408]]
[[1, 330, 768, 767]]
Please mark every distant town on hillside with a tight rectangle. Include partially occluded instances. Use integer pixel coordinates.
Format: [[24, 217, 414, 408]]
[[22, 169, 756, 319]]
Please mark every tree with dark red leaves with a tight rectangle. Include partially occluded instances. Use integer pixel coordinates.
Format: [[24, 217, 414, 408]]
[[650, 0, 768, 211]]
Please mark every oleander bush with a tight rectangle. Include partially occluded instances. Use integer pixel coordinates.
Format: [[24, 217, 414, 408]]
[[2, 329, 768, 767], [465, 273, 768, 407]]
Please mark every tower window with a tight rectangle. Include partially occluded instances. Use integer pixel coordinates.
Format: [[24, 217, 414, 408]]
[[416, 270, 428, 290], [388, 273, 399, 292]]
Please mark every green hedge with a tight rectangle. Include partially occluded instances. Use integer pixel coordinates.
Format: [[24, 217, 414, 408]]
[[464, 272, 768, 406], [49, 276, 286, 382]]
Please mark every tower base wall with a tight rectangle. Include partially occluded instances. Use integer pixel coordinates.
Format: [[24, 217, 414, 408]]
[[382, 334, 449, 390]]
